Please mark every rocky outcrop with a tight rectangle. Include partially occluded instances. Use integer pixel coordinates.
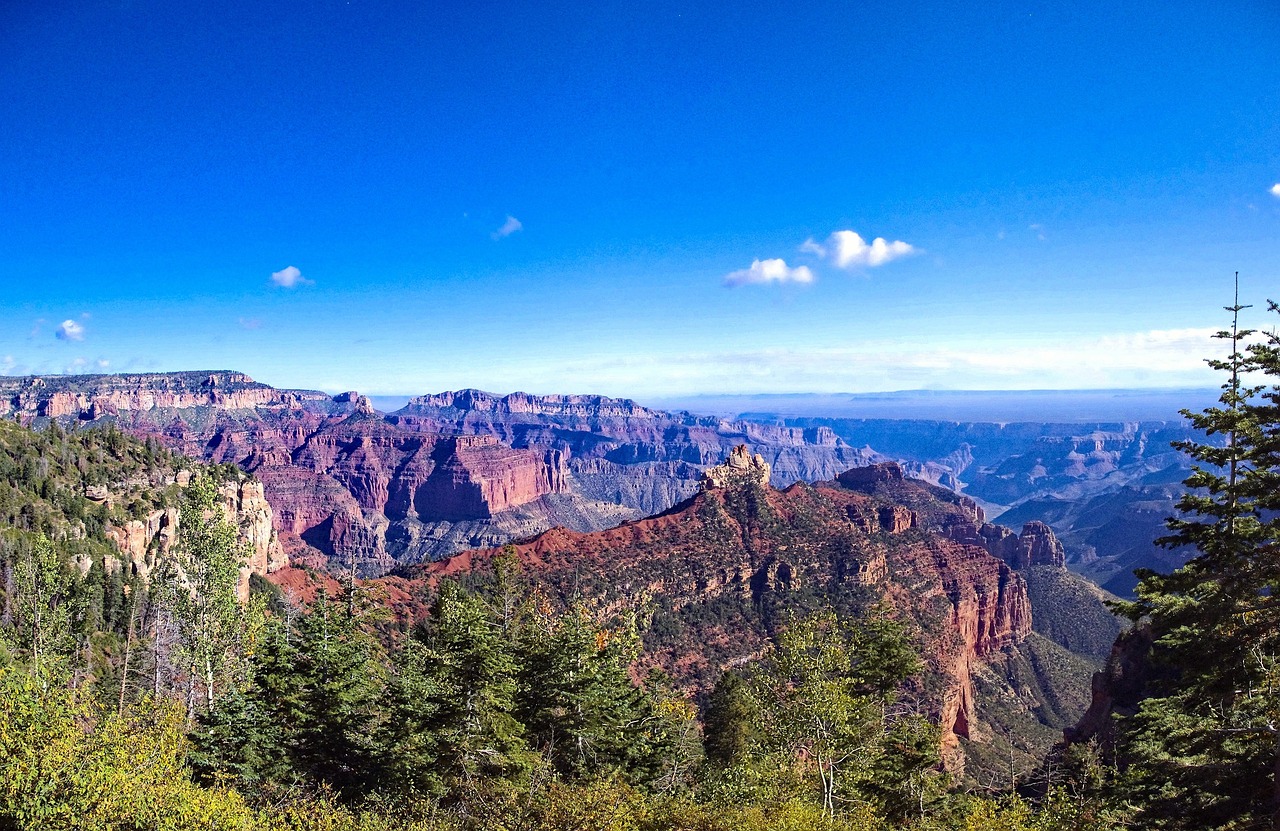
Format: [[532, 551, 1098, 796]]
[[221, 479, 289, 593], [1013, 520, 1066, 568], [837, 461, 906, 489], [1065, 623, 1155, 745], [104, 508, 179, 582], [699, 445, 771, 490], [102, 475, 286, 601], [943, 516, 1067, 572]]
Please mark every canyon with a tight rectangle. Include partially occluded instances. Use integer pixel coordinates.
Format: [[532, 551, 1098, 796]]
[[412, 453, 1114, 776], [1, 372, 1201, 594], [1, 373, 881, 575], [0, 369, 1131, 775]]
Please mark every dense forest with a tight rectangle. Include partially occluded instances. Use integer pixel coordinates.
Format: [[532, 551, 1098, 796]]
[[1, 304, 1278, 831]]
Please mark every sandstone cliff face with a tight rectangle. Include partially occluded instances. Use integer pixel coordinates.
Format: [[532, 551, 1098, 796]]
[[0, 372, 326, 421], [257, 420, 571, 574], [102, 475, 285, 601]]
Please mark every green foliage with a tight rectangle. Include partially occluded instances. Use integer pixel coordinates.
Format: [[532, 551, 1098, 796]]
[[515, 604, 676, 785], [401, 580, 534, 796], [154, 472, 262, 714], [1112, 297, 1280, 829], [0, 666, 256, 830], [702, 608, 941, 822]]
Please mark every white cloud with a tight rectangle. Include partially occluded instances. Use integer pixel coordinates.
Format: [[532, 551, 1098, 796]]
[[492, 215, 523, 239], [723, 258, 815, 287], [798, 238, 827, 257], [270, 265, 312, 288], [827, 230, 916, 268], [1270, 183, 1280, 197], [1029, 223, 1046, 241], [55, 319, 85, 341], [97, 359, 110, 369]]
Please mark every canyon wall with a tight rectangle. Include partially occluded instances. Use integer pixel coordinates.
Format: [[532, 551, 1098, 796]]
[[4, 373, 887, 575]]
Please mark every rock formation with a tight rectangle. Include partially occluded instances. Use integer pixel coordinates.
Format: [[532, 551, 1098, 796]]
[[418, 456, 1048, 773], [3, 373, 890, 575], [101, 473, 285, 601], [698, 445, 770, 490]]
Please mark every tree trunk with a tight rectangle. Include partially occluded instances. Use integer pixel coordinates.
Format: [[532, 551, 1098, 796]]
[[118, 601, 136, 717], [1272, 730, 1280, 829]]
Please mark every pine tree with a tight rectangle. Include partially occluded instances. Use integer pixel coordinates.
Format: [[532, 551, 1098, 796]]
[[388, 580, 533, 801], [1118, 287, 1280, 830], [515, 603, 674, 785]]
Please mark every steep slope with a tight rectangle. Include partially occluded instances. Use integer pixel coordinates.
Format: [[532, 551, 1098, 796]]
[[774, 417, 1205, 595], [417, 453, 1102, 776], [0, 420, 283, 602], [390, 389, 881, 515]]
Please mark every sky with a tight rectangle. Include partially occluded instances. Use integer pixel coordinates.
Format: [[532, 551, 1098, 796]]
[[1, 0, 1277, 399]]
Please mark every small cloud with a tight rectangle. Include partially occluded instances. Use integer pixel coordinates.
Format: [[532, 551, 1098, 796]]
[[55, 319, 85, 341], [491, 215, 523, 240], [828, 230, 916, 268], [1029, 223, 1046, 241], [29, 318, 45, 339], [238, 317, 262, 330], [798, 238, 827, 257], [271, 265, 312, 288], [724, 258, 815, 288], [1270, 183, 1280, 197], [97, 359, 110, 369]]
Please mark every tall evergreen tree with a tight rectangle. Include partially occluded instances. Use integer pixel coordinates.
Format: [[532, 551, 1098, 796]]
[[1118, 289, 1280, 830], [388, 581, 533, 800], [515, 603, 674, 785]]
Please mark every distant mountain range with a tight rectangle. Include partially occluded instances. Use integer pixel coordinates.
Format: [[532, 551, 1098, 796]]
[[1, 372, 1211, 593], [645, 388, 1220, 423]]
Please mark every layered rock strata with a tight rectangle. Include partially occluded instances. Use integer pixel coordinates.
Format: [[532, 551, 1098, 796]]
[[101, 475, 285, 601], [5, 374, 888, 574], [423, 459, 1038, 773]]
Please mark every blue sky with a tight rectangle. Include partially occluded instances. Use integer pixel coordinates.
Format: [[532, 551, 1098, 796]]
[[1, 0, 1277, 398]]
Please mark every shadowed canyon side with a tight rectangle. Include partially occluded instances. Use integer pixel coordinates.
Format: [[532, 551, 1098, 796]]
[[416, 452, 1109, 775]]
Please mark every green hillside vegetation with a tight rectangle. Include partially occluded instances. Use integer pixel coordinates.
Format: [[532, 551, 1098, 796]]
[[964, 633, 1099, 785], [1022, 566, 1126, 661], [0, 417, 1119, 829], [4, 289, 1279, 831]]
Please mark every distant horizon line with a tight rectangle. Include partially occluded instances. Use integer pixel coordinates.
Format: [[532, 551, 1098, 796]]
[[0, 368, 1222, 401]]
